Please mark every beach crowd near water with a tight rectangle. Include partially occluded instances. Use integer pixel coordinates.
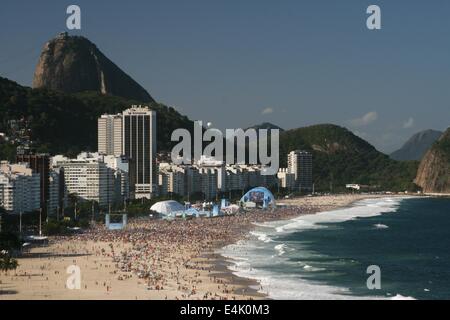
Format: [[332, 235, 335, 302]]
[[0, 194, 391, 300]]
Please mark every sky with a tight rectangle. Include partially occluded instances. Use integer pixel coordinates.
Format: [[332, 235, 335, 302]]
[[1, 0, 450, 153]]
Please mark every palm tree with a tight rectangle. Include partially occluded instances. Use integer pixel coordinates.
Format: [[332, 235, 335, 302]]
[[0, 231, 20, 275], [0, 254, 18, 274]]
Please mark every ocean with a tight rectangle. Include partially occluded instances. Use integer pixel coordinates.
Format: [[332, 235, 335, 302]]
[[220, 197, 450, 300]]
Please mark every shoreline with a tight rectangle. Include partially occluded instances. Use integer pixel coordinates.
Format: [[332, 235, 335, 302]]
[[423, 192, 450, 198], [0, 193, 410, 300], [212, 193, 412, 299]]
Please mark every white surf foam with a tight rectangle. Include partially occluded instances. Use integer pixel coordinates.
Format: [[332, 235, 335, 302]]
[[250, 231, 273, 243], [274, 244, 287, 256], [225, 258, 380, 300], [390, 294, 416, 300], [269, 197, 405, 235], [220, 197, 409, 300]]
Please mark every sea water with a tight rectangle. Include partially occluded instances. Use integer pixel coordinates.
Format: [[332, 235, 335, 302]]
[[220, 197, 450, 300]]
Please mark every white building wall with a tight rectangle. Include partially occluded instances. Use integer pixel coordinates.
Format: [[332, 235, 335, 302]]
[[199, 168, 218, 200], [98, 114, 123, 157], [277, 168, 295, 189], [0, 162, 40, 214], [53, 155, 115, 207]]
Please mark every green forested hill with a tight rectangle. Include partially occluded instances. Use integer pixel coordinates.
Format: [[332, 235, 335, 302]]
[[279, 124, 419, 192], [0, 77, 193, 156]]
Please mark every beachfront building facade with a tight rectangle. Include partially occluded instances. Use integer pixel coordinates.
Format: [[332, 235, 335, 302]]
[[199, 167, 218, 200], [157, 159, 280, 200], [158, 163, 218, 200], [288, 150, 313, 192], [158, 163, 186, 197], [225, 164, 277, 192], [122, 106, 157, 199], [225, 166, 246, 192], [277, 168, 296, 190], [52, 153, 129, 207], [98, 114, 123, 157], [97, 106, 157, 199], [52, 153, 115, 207], [0, 162, 41, 214], [16, 152, 51, 215], [103, 155, 130, 204], [185, 166, 201, 196], [48, 169, 62, 215]]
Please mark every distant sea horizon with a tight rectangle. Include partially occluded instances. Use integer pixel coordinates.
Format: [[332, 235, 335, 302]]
[[220, 196, 450, 300]]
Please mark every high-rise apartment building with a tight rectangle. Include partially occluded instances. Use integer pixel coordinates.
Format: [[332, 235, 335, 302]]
[[158, 163, 186, 197], [277, 168, 296, 190], [48, 169, 61, 215], [288, 150, 313, 191], [199, 167, 218, 200], [98, 114, 123, 156], [52, 153, 115, 207], [103, 154, 130, 204], [122, 106, 157, 199], [16, 152, 50, 214], [0, 162, 41, 214]]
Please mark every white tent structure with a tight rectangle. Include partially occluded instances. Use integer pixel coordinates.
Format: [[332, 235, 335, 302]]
[[150, 200, 185, 215]]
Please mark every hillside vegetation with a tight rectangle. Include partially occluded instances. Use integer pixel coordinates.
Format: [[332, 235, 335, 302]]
[[279, 124, 419, 192], [0, 77, 193, 156]]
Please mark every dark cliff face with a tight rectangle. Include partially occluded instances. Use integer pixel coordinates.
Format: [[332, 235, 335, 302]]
[[32, 33, 154, 102], [415, 128, 450, 193], [390, 129, 443, 161]]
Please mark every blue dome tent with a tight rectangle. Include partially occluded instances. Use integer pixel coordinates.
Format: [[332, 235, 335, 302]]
[[240, 187, 275, 209]]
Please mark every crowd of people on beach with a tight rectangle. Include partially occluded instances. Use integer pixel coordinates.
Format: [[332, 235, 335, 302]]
[[52, 204, 317, 300], [2, 204, 321, 299], [1, 194, 387, 299]]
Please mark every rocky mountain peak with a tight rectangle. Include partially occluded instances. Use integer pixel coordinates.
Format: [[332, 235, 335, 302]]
[[33, 33, 154, 102]]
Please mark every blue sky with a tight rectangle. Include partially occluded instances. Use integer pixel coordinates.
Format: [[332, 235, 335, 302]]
[[1, 0, 450, 152]]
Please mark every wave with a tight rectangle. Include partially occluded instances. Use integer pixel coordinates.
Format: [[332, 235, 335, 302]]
[[225, 260, 381, 300], [249, 231, 273, 243], [274, 244, 287, 256], [270, 197, 405, 235], [220, 197, 408, 300], [389, 294, 416, 300]]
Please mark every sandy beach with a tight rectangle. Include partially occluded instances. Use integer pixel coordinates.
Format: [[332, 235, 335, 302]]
[[0, 194, 395, 300]]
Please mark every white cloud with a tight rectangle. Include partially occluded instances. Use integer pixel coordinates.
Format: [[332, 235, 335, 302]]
[[402, 117, 414, 129], [261, 107, 274, 115], [350, 111, 378, 127]]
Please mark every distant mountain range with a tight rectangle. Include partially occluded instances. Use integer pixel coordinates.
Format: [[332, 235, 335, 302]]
[[415, 128, 450, 193], [390, 130, 443, 161]]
